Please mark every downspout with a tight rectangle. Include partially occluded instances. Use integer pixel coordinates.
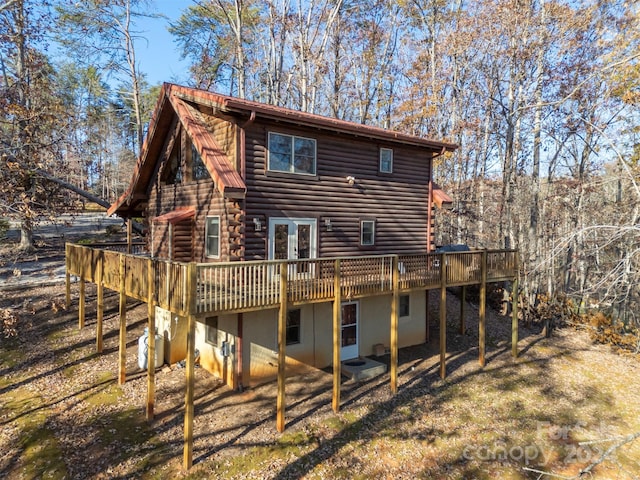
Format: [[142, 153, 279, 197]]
[[236, 111, 254, 391], [428, 146, 447, 252]]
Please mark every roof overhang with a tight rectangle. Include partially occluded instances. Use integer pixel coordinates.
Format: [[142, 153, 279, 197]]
[[152, 206, 196, 225]]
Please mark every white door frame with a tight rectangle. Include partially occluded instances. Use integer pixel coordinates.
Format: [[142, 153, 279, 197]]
[[341, 300, 359, 360], [268, 217, 317, 277]]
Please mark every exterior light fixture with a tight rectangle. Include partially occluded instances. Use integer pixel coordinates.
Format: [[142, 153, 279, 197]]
[[324, 218, 332, 231], [252, 217, 262, 231], [346, 175, 356, 186]]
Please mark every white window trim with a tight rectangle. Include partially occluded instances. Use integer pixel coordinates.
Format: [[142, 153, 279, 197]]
[[360, 219, 375, 246], [205, 215, 220, 259], [267, 131, 317, 176], [379, 147, 393, 173]]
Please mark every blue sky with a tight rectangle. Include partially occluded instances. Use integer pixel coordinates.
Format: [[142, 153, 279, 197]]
[[135, 0, 194, 86]]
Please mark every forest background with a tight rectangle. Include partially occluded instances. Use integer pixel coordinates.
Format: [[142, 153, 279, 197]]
[[1, 0, 639, 327]]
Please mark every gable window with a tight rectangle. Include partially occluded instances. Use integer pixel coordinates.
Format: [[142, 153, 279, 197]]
[[205, 316, 218, 345], [268, 132, 316, 175], [399, 295, 410, 318], [360, 219, 375, 246], [192, 143, 210, 180], [205, 216, 220, 258], [379, 148, 393, 173], [286, 309, 301, 345]]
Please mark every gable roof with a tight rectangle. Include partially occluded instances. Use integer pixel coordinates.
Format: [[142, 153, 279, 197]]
[[109, 83, 457, 217]]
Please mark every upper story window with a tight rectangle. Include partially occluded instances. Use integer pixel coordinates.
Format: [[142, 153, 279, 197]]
[[379, 148, 393, 173], [192, 143, 210, 180], [268, 132, 316, 175], [205, 216, 220, 258], [361, 219, 375, 246]]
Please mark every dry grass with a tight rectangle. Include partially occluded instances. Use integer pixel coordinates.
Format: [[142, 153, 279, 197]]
[[1, 283, 639, 480]]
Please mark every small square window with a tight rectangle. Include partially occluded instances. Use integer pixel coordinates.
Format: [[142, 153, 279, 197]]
[[379, 148, 393, 173], [205, 216, 220, 258], [286, 309, 301, 345], [399, 295, 410, 318], [361, 220, 375, 246], [205, 316, 218, 345]]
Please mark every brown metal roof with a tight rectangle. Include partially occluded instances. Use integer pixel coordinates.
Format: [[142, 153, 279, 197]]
[[153, 206, 196, 224], [168, 95, 246, 197], [170, 84, 458, 151]]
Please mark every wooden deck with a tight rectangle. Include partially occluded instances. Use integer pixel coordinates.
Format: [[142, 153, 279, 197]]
[[66, 244, 517, 316], [65, 243, 518, 469]]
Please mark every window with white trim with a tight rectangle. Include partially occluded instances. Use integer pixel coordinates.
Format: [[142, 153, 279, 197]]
[[205, 316, 218, 345], [379, 148, 393, 173], [268, 132, 316, 175], [360, 220, 375, 246], [205, 216, 220, 258]]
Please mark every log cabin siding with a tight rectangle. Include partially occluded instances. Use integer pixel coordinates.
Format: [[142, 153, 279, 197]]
[[148, 180, 229, 262], [204, 114, 238, 171], [243, 120, 433, 260]]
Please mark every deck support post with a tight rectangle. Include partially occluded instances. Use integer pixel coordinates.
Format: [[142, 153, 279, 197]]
[[78, 276, 85, 329], [146, 258, 156, 421], [479, 250, 487, 367], [439, 253, 447, 379], [65, 243, 71, 309], [390, 256, 399, 394], [96, 251, 104, 353], [118, 254, 127, 385], [512, 275, 519, 358], [460, 285, 466, 335], [276, 263, 288, 433], [126, 218, 132, 254], [332, 259, 341, 412], [425, 289, 430, 343], [183, 262, 197, 470]]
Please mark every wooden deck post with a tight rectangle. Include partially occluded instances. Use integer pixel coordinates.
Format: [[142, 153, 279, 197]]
[[65, 243, 71, 309], [118, 254, 127, 385], [126, 218, 132, 254], [460, 285, 466, 335], [146, 258, 156, 421], [512, 276, 519, 358], [276, 262, 288, 433], [78, 276, 85, 329], [332, 258, 341, 413], [183, 262, 197, 470], [439, 253, 447, 379], [390, 256, 399, 394], [96, 251, 104, 353], [479, 250, 487, 367]]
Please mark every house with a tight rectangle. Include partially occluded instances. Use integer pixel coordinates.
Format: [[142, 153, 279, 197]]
[[107, 83, 462, 389]]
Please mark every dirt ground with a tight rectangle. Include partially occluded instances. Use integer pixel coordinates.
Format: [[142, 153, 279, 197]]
[[1, 228, 640, 479]]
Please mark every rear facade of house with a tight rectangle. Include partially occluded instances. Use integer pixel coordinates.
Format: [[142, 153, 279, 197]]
[[110, 84, 456, 388]]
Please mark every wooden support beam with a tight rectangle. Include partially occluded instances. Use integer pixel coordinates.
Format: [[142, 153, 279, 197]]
[[183, 262, 197, 470], [460, 285, 466, 335], [512, 276, 519, 358], [78, 276, 85, 329], [146, 258, 156, 421], [127, 218, 132, 254], [276, 263, 288, 433], [439, 253, 447, 380], [390, 256, 399, 394], [118, 254, 127, 385], [96, 251, 104, 353], [479, 250, 487, 367], [65, 243, 71, 309], [332, 258, 341, 413]]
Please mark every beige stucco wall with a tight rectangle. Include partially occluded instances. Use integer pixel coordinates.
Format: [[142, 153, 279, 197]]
[[195, 291, 428, 389], [196, 314, 238, 388]]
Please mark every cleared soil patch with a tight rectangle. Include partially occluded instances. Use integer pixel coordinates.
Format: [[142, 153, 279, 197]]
[[1, 280, 639, 479]]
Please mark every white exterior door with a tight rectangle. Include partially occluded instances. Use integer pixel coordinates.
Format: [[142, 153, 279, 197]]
[[268, 218, 317, 277], [341, 301, 359, 360]]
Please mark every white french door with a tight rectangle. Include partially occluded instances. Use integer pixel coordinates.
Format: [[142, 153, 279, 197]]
[[268, 218, 317, 277], [341, 301, 359, 360]]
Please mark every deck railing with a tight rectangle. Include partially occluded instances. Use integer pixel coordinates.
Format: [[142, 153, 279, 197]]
[[66, 244, 518, 316]]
